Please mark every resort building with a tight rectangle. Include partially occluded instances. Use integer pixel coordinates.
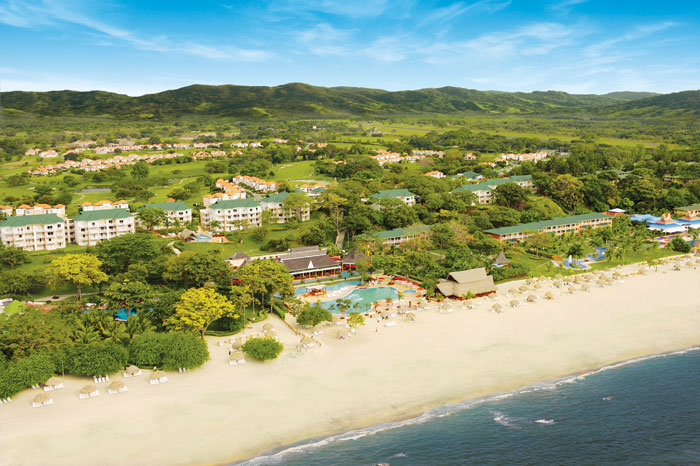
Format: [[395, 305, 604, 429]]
[[340, 249, 366, 270], [0, 205, 13, 216], [436, 268, 496, 298], [15, 204, 66, 218], [141, 201, 192, 227], [630, 213, 693, 233], [412, 150, 445, 157], [298, 183, 327, 196], [452, 171, 484, 182], [71, 209, 135, 246], [260, 192, 311, 223], [0, 214, 67, 251], [277, 246, 341, 281], [200, 199, 262, 231], [203, 191, 246, 207], [424, 170, 445, 179], [371, 189, 417, 206], [675, 204, 700, 217], [227, 252, 251, 269], [373, 225, 431, 247], [232, 175, 278, 192], [453, 175, 535, 205], [81, 200, 129, 211], [485, 213, 613, 242]]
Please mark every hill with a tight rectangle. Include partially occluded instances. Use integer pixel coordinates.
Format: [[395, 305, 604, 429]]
[[600, 90, 700, 117], [0, 83, 696, 119]]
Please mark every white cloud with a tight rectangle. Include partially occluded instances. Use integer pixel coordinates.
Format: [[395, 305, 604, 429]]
[[418, 0, 511, 26], [272, 0, 389, 18], [549, 0, 588, 12], [0, 0, 274, 62]]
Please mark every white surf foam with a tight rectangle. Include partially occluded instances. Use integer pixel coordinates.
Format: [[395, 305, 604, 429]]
[[233, 346, 700, 465], [535, 419, 555, 425]]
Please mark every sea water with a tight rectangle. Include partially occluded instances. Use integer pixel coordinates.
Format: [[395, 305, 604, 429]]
[[235, 348, 700, 465]]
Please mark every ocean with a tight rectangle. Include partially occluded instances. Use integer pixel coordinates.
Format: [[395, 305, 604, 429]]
[[235, 348, 700, 465]]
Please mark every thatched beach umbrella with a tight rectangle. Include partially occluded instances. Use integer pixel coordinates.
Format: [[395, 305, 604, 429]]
[[581, 284, 591, 292], [597, 280, 607, 287], [527, 295, 537, 302], [568, 286, 576, 294], [492, 303, 503, 312], [510, 299, 520, 308], [406, 312, 417, 322], [124, 365, 142, 377], [230, 351, 245, 361], [149, 371, 168, 385], [108, 379, 127, 394], [79, 383, 99, 399], [534, 283, 543, 290], [263, 323, 274, 332], [301, 336, 314, 347], [526, 278, 534, 285], [508, 288, 518, 295], [519, 285, 529, 293], [555, 274, 563, 280], [231, 340, 243, 350], [44, 377, 63, 391], [545, 291, 554, 300], [32, 392, 52, 408]]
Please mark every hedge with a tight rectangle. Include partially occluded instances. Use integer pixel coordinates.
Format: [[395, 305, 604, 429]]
[[129, 332, 209, 370], [66, 342, 128, 377], [0, 352, 56, 399]]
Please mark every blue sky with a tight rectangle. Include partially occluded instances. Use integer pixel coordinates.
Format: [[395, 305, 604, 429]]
[[1, 0, 698, 95]]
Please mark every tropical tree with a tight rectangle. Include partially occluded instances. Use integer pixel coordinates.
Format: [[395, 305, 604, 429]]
[[0, 246, 30, 269], [296, 305, 332, 327], [167, 287, 237, 338], [136, 207, 167, 231], [131, 161, 150, 181], [234, 260, 294, 314], [103, 279, 151, 312], [50, 254, 108, 301], [348, 312, 365, 328]]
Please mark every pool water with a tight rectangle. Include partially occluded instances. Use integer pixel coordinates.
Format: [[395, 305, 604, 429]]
[[194, 233, 213, 242], [320, 286, 398, 314], [295, 280, 361, 296]]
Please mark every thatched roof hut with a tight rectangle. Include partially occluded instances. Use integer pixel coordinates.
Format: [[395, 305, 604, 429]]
[[436, 268, 496, 297], [495, 251, 510, 267], [32, 392, 53, 407], [178, 228, 196, 241]]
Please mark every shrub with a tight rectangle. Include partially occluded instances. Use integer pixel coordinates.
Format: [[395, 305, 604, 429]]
[[242, 337, 283, 362], [67, 342, 128, 376], [296, 305, 332, 327], [489, 263, 529, 282], [129, 332, 210, 370], [670, 237, 691, 253], [129, 332, 168, 367], [0, 352, 57, 398], [161, 332, 209, 370]]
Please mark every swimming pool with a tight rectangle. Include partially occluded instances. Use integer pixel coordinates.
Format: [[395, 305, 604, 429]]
[[194, 233, 213, 242], [320, 286, 398, 314], [295, 280, 361, 296]]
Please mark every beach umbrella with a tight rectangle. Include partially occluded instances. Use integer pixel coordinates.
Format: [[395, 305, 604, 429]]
[[108, 379, 126, 394], [492, 303, 503, 312], [612, 273, 622, 280], [555, 274, 563, 280], [508, 288, 518, 295], [519, 285, 529, 292], [231, 340, 243, 350], [638, 267, 647, 275], [79, 383, 99, 399], [545, 291, 554, 300], [510, 299, 520, 308], [534, 283, 543, 290], [581, 284, 591, 292], [45, 377, 61, 386], [263, 323, 274, 332], [572, 276, 581, 284], [567, 286, 576, 294], [527, 295, 537, 302], [32, 392, 52, 407], [301, 336, 314, 346], [596, 280, 607, 287], [230, 351, 245, 361], [125, 365, 141, 376], [406, 312, 416, 322], [150, 371, 165, 381]]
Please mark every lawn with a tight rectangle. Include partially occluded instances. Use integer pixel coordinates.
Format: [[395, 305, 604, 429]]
[[272, 160, 334, 183]]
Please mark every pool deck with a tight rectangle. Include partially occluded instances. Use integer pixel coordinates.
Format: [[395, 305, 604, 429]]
[[297, 275, 423, 306]]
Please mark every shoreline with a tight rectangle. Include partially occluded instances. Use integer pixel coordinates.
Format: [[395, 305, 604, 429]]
[[1, 259, 699, 466], [238, 345, 700, 465]]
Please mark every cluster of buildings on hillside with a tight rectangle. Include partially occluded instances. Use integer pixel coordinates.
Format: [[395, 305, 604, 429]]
[[370, 151, 425, 166], [494, 151, 552, 164], [26, 142, 226, 158], [26, 150, 230, 176]]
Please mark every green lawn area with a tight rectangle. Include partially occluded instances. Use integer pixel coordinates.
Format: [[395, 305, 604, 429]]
[[272, 160, 333, 183]]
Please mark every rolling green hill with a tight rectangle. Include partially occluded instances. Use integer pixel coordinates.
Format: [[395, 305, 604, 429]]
[[0, 83, 695, 119]]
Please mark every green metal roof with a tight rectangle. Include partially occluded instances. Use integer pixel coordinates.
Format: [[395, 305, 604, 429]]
[[485, 213, 610, 236], [73, 208, 134, 222], [208, 198, 260, 209], [452, 171, 482, 180], [453, 175, 532, 193], [261, 191, 290, 203], [371, 189, 415, 199], [0, 213, 64, 227], [676, 203, 700, 212], [143, 201, 191, 211], [374, 224, 430, 239]]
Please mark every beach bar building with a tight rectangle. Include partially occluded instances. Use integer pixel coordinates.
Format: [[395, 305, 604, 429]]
[[436, 268, 496, 298], [485, 213, 612, 242], [278, 246, 341, 281]]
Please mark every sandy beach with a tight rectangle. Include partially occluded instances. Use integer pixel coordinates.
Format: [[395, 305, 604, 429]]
[[1, 259, 699, 466]]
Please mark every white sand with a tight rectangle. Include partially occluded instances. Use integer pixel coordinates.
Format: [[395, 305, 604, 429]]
[[1, 261, 699, 466]]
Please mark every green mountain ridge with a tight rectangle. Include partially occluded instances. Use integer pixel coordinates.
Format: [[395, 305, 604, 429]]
[[0, 83, 695, 119]]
